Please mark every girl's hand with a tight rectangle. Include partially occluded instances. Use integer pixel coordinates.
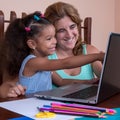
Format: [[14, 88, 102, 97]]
[[7, 84, 26, 97], [97, 52, 105, 61]]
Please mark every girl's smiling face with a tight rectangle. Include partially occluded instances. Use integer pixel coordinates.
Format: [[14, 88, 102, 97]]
[[31, 25, 57, 57]]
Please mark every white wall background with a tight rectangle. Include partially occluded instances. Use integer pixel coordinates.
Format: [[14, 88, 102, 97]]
[[115, 0, 120, 32], [0, 0, 118, 51]]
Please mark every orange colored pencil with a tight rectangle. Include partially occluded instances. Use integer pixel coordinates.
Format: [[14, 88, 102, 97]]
[[51, 104, 102, 115]]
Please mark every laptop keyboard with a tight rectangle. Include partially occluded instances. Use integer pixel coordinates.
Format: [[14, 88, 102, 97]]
[[63, 86, 97, 99]]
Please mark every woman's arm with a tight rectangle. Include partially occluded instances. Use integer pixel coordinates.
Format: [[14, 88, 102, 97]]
[[52, 71, 99, 87], [86, 44, 103, 77]]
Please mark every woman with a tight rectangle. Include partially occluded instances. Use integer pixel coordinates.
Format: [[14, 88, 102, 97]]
[[44, 2, 103, 87]]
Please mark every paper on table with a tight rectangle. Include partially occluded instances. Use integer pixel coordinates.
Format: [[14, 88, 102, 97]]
[[0, 97, 81, 120]]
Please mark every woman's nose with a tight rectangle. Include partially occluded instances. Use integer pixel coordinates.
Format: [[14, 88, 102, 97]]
[[66, 29, 73, 38]]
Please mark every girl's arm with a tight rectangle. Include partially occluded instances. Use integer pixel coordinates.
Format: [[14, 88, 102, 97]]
[[24, 52, 104, 76], [0, 82, 26, 98], [0, 72, 26, 98], [7, 84, 26, 98]]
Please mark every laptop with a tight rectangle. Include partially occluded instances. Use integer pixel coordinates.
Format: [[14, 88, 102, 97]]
[[34, 32, 120, 104]]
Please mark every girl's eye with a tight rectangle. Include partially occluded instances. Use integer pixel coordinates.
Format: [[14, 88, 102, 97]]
[[47, 37, 52, 40]]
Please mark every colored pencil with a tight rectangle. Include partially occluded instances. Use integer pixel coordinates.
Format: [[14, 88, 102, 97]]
[[39, 107, 106, 118], [51, 102, 116, 114], [51, 104, 101, 114]]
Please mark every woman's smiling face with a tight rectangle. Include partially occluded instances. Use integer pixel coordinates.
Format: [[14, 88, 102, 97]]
[[55, 16, 79, 50]]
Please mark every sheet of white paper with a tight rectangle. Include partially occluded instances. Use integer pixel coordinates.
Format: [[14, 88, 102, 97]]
[[0, 97, 81, 120]]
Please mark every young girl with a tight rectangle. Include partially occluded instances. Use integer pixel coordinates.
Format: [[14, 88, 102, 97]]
[[1, 11, 104, 95]]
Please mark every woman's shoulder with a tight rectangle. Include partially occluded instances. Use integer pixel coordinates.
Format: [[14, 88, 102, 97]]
[[85, 44, 100, 54]]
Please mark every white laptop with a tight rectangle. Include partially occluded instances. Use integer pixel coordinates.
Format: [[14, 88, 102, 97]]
[[34, 32, 120, 104]]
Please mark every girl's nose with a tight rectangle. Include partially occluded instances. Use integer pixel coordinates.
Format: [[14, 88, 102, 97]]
[[53, 37, 57, 44]]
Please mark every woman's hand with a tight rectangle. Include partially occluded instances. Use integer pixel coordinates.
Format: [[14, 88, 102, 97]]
[[84, 78, 99, 84]]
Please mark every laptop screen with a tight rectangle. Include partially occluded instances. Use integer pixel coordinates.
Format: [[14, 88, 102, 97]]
[[97, 33, 120, 102]]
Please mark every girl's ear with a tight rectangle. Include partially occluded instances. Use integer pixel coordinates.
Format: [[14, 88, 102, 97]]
[[27, 39, 36, 50]]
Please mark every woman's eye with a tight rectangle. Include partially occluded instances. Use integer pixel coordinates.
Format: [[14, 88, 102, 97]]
[[57, 29, 65, 33], [70, 24, 77, 29]]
